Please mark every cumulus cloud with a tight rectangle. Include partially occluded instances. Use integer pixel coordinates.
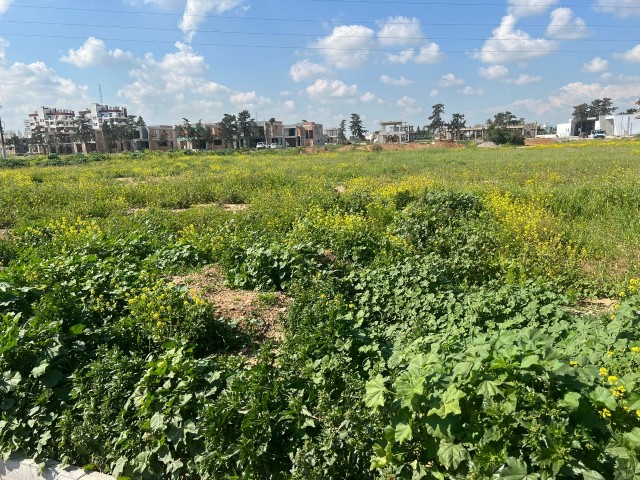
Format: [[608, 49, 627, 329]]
[[0, 37, 8, 64], [429, 89, 439, 98], [478, 64, 510, 79], [60, 37, 136, 68], [582, 57, 609, 73], [380, 74, 413, 86], [459, 86, 485, 96], [289, 59, 331, 82], [512, 80, 640, 117], [507, 0, 559, 19], [0, 60, 92, 130], [306, 78, 359, 99], [546, 8, 588, 39], [229, 90, 270, 109], [313, 25, 375, 69], [118, 42, 231, 121], [386, 49, 415, 64], [377, 16, 423, 46], [473, 15, 557, 63], [614, 44, 640, 63], [414, 43, 444, 64], [360, 92, 377, 103], [439, 73, 465, 87], [504, 74, 541, 85], [396, 96, 417, 107], [179, 0, 246, 41], [0, 0, 12, 15], [593, 0, 640, 19]]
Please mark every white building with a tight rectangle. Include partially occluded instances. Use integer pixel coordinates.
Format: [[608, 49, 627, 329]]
[[78, 103, 129, 129], [26, 106, 76, 154], [557, 113, 640, 138]]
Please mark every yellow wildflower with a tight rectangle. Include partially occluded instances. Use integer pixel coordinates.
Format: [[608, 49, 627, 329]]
[[600, 408, 612, 419], [599, 367, 608, 376], [608, 375, 618, 384]]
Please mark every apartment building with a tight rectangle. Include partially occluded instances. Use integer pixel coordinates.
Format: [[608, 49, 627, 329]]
[[25, 106, 76, 154]]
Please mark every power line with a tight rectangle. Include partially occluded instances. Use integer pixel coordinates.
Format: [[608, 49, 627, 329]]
[[0, 31, 629, 53], [1, 19, 638, 39], [1, 2, 639, 25], [308, 0, 639, 6]]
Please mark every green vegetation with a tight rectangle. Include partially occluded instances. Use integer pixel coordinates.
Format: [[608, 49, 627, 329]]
[[1, 140, 640, 479]]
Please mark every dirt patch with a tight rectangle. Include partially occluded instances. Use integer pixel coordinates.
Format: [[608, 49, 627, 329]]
[[571, 297, 617, 317], [173, 266, 290, 344], [0, 229, 12, 240], [221, 203, 249, 212], [525, 138, 559, 146]]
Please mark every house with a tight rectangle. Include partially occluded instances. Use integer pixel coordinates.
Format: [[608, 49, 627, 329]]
[[282, 122, 325, 147], [377, 121, 415, 143], [557, 113, 640, 138]]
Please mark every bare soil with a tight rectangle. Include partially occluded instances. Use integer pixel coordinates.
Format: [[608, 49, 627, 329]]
[[173, 265, 290, 344]]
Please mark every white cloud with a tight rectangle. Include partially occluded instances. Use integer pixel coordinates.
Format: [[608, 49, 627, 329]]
[[229, 90, 270, 109], [0, 37, 8, 64], [386, 48, 415, 64], [361, 92, 377, 103], [459, 86, 485, 96], [377, 16, 423, 46], [313, 25, 375, 69], [507, 0, 559, 19], [284, 100, 295, 110], [396, 96, 417, 107], [289, 59, 331, 82], [546, 8, 588, 39], [473, 15, 557, 63], [593, 0, 640, 19], [179, 0, 245, 41], [440, 73, 465, 87], [614, 44, 640, 63], [478, 64, 509, 79], [306, 78, 359, 99], [380, 74, 413, 86], [582, 57, 609, 73], [414, 43, 444, 64], [513, 80, 640, 117], [0, 61, 92, 130], [118, 42, 231, 122], [60, 37, 136, 68], [429, 89, 439, 98], [504, 74, 541, 85], [0, 0, 12, 15]]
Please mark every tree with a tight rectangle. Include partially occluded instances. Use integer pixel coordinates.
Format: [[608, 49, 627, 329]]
[[218, 114, 237, 148], [29, 124, 46, 154], [449, 113, 466, 142], [194, 120, 213, 149], [428, 103, 445, 139], [349, 113, 366, 140], [268, 117, 276, 145], [101, 122, 118, 152], [491, 111, 519, 127], [590, 98, 617, 116], [237, 110, 254, 148], [73, 115, 95, 152], [177, 118, 197, 149], [337, 119, 347, 144]]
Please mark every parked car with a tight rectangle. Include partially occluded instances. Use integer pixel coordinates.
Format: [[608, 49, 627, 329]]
[[269, 143, 279, 149], [590, 129, 606, 139], [256, 142, 266, 149]]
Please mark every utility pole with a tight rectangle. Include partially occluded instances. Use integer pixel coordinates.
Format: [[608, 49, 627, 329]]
[[0, 106, 7, 161]]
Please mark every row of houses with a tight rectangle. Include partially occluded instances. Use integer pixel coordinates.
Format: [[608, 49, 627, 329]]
[[1, 105, 421, 156]]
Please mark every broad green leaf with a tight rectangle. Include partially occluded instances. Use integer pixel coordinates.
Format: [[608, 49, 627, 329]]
[[624, 428, 640, 449], [477, 380, 502, 399], [365, 375, 387, 409], [574, 469, 605, 480], [437, 440, 468, 470], [31, 361, 49, 378], [41, 369, 63, 388], [562, 392, 581, 410], [395, 371, 424, 409], [394, 422, 412, 444], [589, 386, 617, 411], [496, 457, 528, 479], [520, 355, 539, 369], [429, 385, 465, 418], [150, 412, 165, 432]]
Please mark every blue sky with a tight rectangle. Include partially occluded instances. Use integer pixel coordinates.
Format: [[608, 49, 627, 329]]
[[0, 0, 639, 133]]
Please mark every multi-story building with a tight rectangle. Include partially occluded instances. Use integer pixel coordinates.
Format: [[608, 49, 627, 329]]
[[78, 103, 129, 129], [148, 125, 178, 150], [26, 106, 77, 154], [281, 122, 325, 147], [377, 121, 415, 143]]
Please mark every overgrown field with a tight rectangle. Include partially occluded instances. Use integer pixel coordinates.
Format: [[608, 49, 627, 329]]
[[1, 141, 640, 479]]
